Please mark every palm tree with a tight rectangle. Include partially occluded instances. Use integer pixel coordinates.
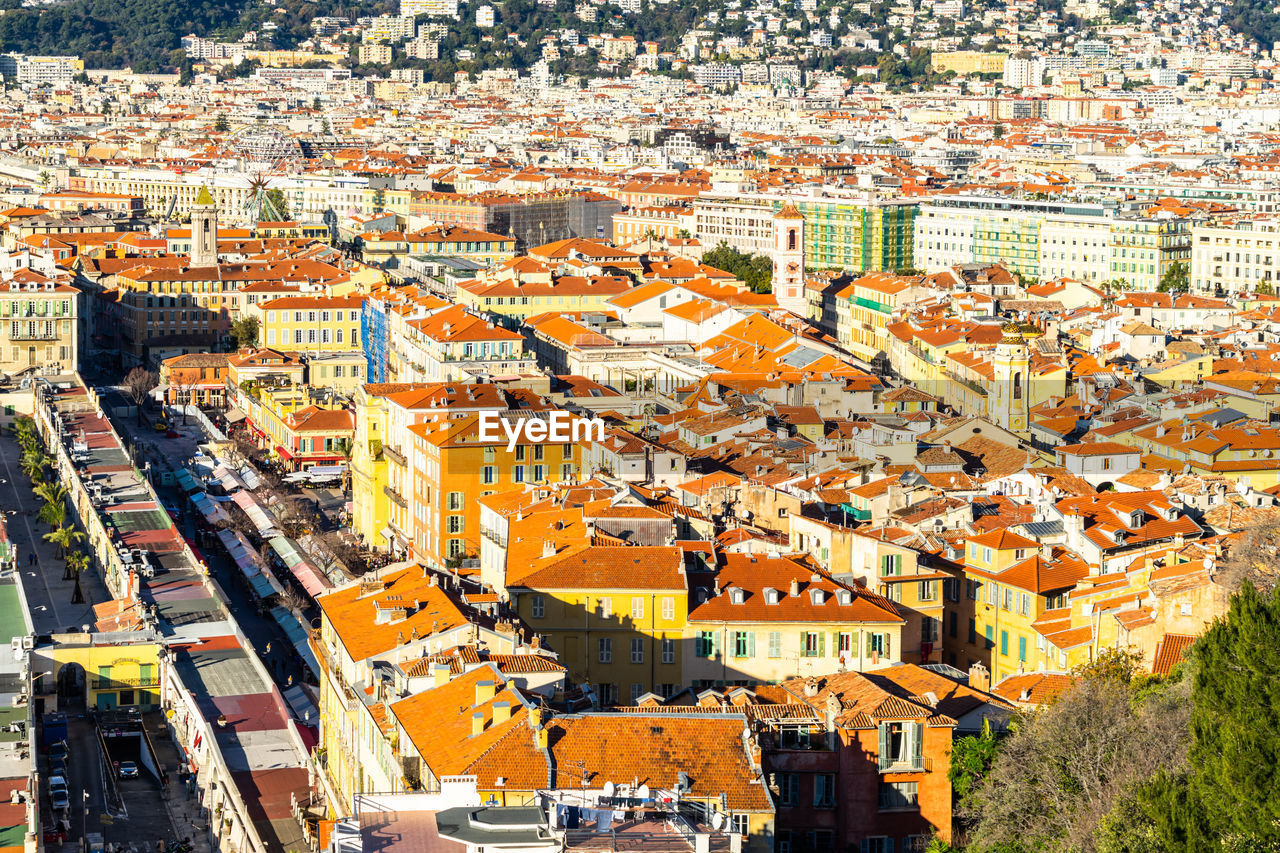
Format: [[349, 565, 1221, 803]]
[[12, 416, 37, 450], [20, 449, 46, 483], [35, 482, 68, 527], [335, 437, 354, 491], [65, 549, 88, 604], [44, 525, 83, 561]]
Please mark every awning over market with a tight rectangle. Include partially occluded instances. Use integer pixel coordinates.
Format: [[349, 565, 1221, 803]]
[[232, 491, 278, 538], [174, 469, 202, 494], [217, 528, 284, 600], [189, 491, 230, 525], [270, 606, 320, 677], [268, 536, 332, 599]]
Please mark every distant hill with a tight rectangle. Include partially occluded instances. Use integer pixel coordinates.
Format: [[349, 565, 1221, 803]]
[[1223, 0, 1280, 50], [0, 0, 248, 69]]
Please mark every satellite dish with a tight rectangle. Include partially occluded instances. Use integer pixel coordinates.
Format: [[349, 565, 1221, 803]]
[[711, 813, 725, 831], [637, 784, 650, 800], [602, 781, 615, 797]]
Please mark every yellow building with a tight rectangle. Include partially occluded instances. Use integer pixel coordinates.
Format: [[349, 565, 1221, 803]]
[[0, 278, 79, 374], [955, 530, 1088, 683], [830, 272, 924, 362], [312, 566, 531, 805], [34, 640, 162, 712], [408, 412, 582, 566], [932, 50, 1009, 75], [508, 544, 689, 704], [684, 554, 906, 691], [349, 383, 520, 557], [455, 269, 634, 321], [350, 385, 393, 549], [238, 378, 353, 466], [255, 294, 366, 353]]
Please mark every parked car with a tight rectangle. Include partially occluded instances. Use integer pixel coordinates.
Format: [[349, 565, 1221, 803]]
[[49, 756, 67, 776], [49, 786, 69, 811], [47, 742, 67, 762], [115, 761, 138, 779]]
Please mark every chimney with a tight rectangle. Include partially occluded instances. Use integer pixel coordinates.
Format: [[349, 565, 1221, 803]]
[[789, 578, 800, 597], [968, 661, 991, 692], [432, 664, 450, 688], [476, 680, 496, 705], [471, 711, 485, 736], [529, 706, 549, 748], [542, 540, 556, 558], [493, 701, 511, 725]]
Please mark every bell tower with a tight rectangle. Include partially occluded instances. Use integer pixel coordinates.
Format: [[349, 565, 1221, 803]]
[[992, 323, 1031, 435], [772, 203, 806, 315], [191, 185, 219, 268]]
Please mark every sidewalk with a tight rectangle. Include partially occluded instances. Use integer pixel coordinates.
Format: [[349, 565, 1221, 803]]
[[0, 433, 112, 635], [145, 715, 214, 853]]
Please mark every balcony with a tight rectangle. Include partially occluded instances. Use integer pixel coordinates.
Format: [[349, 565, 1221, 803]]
[[9, 325, 60, 341], [382, 444, 406, 465], [878, 756, 932, 774], [383, 485, 408, 508], [92, 676, 160, 690]]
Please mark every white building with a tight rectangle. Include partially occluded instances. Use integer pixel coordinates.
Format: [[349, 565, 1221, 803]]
[[1190, 217, 1280, 295], [0, 54, 82, 85], [400, 0, 459, 18], [1003, 56, 1044, 88], [692, 62, 742, 88], [475, 4, 496, 26], [362, 15, 416, 43]]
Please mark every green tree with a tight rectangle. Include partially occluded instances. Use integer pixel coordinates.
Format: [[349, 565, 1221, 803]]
[[264, 188, 291, 221], [963, 662, 1191, 853], [213, 113, 230, 133], [335, 437, 354, 491], [230, 316, 259, 349], [12, 415, 39, 452], [1258, 280, 1275, 295], [702, 242, 773, 293], [1157, 261, 1190, 293], [1187, 582, 1280, 845], [65, 549, 88, 603], [35, 481, 68, 528], [20, 448, 46, 483], [44, 524, 83, 560]]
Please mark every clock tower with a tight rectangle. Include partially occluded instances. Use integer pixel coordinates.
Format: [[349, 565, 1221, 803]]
[[772, 203, 806, 315]]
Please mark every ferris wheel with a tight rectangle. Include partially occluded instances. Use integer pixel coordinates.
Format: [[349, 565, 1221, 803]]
[[226, 125, 303, 223]]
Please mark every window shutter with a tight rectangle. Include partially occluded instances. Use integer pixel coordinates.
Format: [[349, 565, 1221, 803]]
[[747, 632, 755, 657], [866, 631, 874, 656], [885, 633, 892, 658], [912, 721, 924, 767], [885, 840, 894, 853], [877, 724, 889, 771], [712, 632, 720, 658], [894, 555, 902, 576], [861, 841, 870, 853], [818, 631, 826, 657]]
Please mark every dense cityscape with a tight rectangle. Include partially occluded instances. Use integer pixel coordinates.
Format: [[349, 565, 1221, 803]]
[[0, 0, 1275, 851]]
